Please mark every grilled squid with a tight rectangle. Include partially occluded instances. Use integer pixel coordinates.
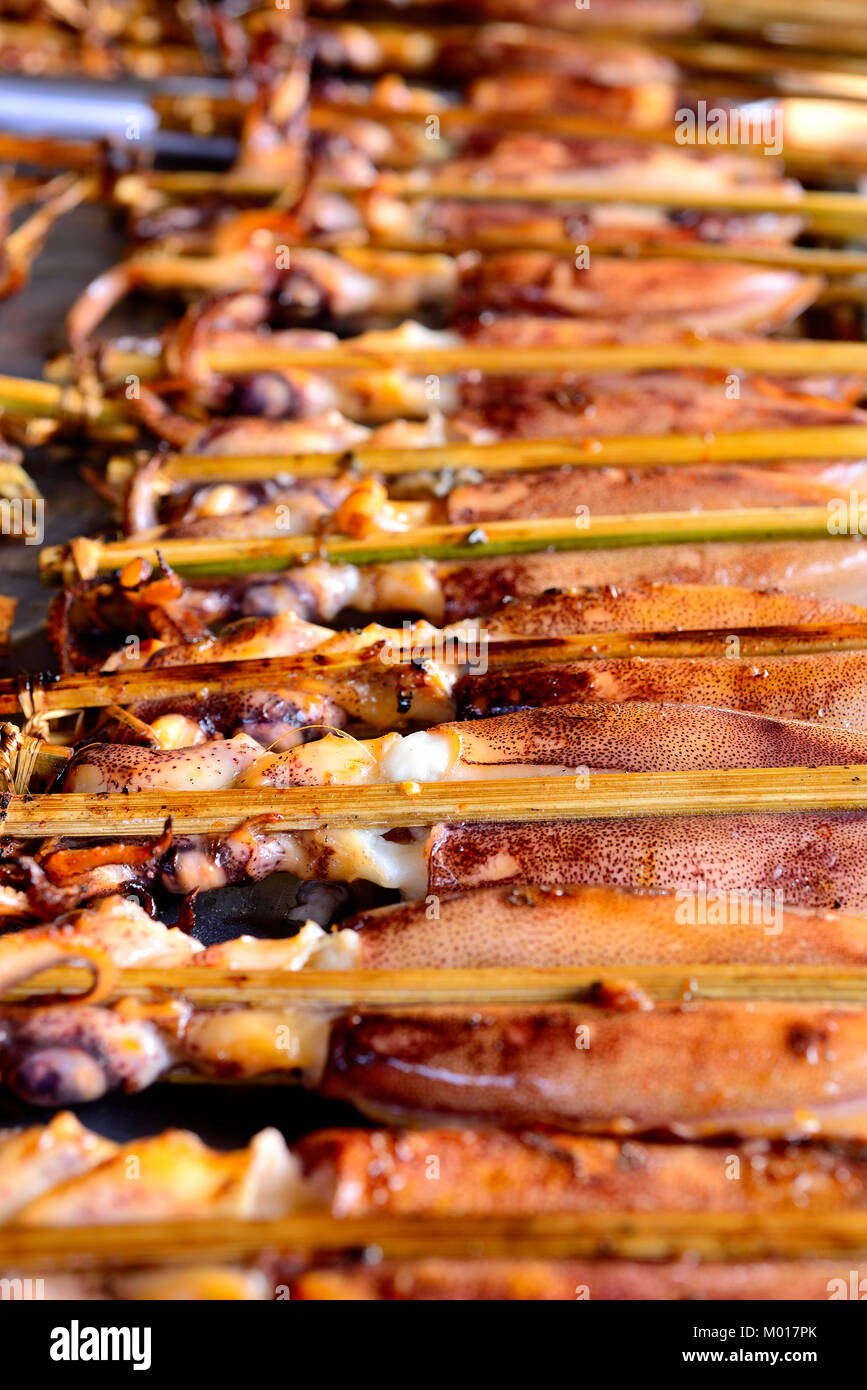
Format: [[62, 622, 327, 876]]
[[101, 633, 867, 749], [62, 702, 867, 796], [297, 138, 805, 251], [52, 699, 867, 905], [456, 649, 867, 730], [287, 1258, 867, 1302], [155, 797, 867, 907], [6, 879, 867, 1122], [183, 535, 867, 629], [0, 894, 197, 994], [5, 883, 867, 993], [7, 1107, 867, 1300], [134, 456, 867, 548], [428, 809, 867, 912], [3, 1111, 867, 1225], [320, 1000, 867, 1139], [0, 1112, 300, 1226], [62, 733, 266, 794], [73, 250, 822, 375], [120, 328, 867, 449], [6, 992, 867, 1142], [5, 1110, 867, 1300], [104, 582, 867, 668]]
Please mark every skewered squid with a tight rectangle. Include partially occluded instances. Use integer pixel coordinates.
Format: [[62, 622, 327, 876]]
[[61, 701, 867, 795], [43, 583, 867, 753], [4, 892, 867, 1138], [69, 248, 823, 366], [4, 1108, 867, 1300], [5, 884, 867, 984], [6, 986, 867, 1142], [93, 316, 866, 449]]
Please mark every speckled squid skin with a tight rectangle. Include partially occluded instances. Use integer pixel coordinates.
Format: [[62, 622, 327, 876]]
[[64, 701, 867, 795], [288, 1258, 867, 1301], [447, 461, 867, 526], [440, 539, 867, 620], [427, 812, 867, 913], [445, 701, 867, 773], [62, 734, 264, 794], [348, 884, 867, 969], [482, 583, 867, 636], [297, 1125, 867, 1218], [321, 1002, 867, 1139], [456, 650, 867, 729]]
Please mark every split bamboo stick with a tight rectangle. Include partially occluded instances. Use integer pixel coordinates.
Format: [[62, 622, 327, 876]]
[[3, 766, 867, 838], [105, 425, 867, 489], [196, 338, 867, 375], [8, 963, 867, 1008], [361, 178, 867, 222], [38, 507, 864, 583], [111, 167, 867, 232], [0, 375, 131, 434], [4, 1209, 867, 1272], [5, 622, 867, 720]]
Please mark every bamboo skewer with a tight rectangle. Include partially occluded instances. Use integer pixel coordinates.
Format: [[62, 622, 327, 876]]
[[0, 375, 131, 435], [63, 337, 867, 386], [39, 508, 864, 583], [8, 963, 867, 1008], [198, 339, 867, 376], [209, 340, 867, 378], [103, 426, 867, 489], [9, 338, 867, 437], [362, 174, 867, 227], [6, 1209, 867, 1272], [112, 167, 867, 231], [51, 245, 867, 301], [705, 0, 867, 25], [6, 623, 867, 721], [316, 174, 867, 225], [4, 766, 867, 838]]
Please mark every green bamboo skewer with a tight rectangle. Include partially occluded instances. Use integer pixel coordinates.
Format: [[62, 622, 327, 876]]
[[39, 507, 866, 583]]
